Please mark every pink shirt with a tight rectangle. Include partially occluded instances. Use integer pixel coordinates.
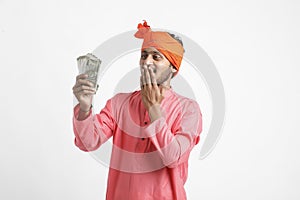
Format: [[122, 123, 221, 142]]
[[73, 89, 202, 200]]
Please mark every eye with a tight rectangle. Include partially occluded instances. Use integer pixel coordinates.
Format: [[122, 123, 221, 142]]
[[141, 54, 148, 60], [153, 54, 162, 60]]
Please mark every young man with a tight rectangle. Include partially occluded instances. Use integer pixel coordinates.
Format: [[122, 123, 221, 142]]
[[72, 21, 202, 200]]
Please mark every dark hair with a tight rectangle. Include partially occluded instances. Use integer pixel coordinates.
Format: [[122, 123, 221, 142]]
[[167, 32, 184, 78], [168, 32, 185, 52]]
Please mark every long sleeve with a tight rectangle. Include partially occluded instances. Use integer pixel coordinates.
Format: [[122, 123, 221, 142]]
[[144, 99, 202, 168], [72, 99, 116, 152]]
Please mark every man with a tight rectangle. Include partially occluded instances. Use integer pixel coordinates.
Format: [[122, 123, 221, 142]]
[[72, 21, 202, 200]]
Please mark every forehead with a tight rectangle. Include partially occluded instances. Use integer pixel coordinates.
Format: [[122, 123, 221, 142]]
[[141, 47, 162, 55]]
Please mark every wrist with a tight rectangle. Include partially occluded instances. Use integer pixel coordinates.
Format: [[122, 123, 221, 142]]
[[80, 104, 92, 113], [149, 104, 162, 122], [77, 105, 92, 121]]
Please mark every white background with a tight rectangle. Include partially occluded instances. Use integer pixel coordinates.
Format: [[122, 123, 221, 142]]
[[0, 0, 299, 199]]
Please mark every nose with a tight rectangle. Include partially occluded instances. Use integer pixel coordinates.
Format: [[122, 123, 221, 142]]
[[143, 55, 154, 66]]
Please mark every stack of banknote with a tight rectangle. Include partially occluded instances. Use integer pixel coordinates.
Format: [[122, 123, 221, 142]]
[[77, 53, 101, 88]]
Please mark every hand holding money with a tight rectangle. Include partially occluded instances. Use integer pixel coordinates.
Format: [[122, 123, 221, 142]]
[[77, 53, 101, 88], [72, 53, 101, 114], [73, 73, 96, 112]]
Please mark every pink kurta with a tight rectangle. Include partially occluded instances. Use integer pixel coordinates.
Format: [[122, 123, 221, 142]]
[[73, 89, 202, 200]]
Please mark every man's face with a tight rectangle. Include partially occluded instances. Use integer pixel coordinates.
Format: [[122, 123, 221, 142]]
[[139, 47, 176, 85]]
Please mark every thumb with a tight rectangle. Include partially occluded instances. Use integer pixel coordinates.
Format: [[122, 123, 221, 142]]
[[160, 86, 166, 97]]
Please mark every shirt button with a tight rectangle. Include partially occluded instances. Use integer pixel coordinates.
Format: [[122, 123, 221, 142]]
[[144, 122, 148, 125], [141, 138, 145, 140]]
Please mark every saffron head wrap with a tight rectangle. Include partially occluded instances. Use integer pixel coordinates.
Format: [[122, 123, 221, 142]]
[[134, 20, 184, 74]]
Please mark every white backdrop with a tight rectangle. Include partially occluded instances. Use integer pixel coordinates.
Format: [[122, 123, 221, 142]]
[[0, 0, 299, 199]]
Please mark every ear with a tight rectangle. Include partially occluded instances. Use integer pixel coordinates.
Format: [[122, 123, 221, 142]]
[[171, 66, 177, 73], [169, 65, 177, 78]]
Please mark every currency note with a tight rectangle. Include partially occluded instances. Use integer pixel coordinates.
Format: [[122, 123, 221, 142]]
[[77, 53, 101, 88]]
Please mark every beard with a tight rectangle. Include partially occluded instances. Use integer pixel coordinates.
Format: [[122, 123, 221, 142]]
[[156, 67, 173, 85]]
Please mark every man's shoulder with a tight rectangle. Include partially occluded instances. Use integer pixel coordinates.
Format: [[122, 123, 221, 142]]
[[172, 90, 198, 104], [171, 90, 201, 113]]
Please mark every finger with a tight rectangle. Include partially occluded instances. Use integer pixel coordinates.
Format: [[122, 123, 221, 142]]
[[74, 85, 96, 92], [149, 68, 160, 97], [141, 67, 147, 87], [160, 86, 166, 97], [76, 79, 95, 88], [76, 73, 88, 81], [73, 84, 96, 93], [140, 75, 143, 89], [149, 67, 158, 87], [77, 90, 96, 97], [145, 66, 151, 85], [73, 79, 95, 90], [77, 85, 97, 94]]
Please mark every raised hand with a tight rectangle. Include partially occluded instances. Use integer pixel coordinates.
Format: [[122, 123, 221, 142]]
[[140, 65, 167, 121], [72, 73, 96, 112]]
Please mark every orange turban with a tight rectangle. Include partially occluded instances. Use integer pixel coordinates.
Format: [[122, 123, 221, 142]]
[[134, 20, 184, 73]]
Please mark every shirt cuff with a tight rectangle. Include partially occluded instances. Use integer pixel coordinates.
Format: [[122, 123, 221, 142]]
[[73, 104, 92, 123]]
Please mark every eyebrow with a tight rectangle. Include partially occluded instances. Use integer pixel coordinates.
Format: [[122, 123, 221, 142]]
[[141, 50, 163, 56]]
